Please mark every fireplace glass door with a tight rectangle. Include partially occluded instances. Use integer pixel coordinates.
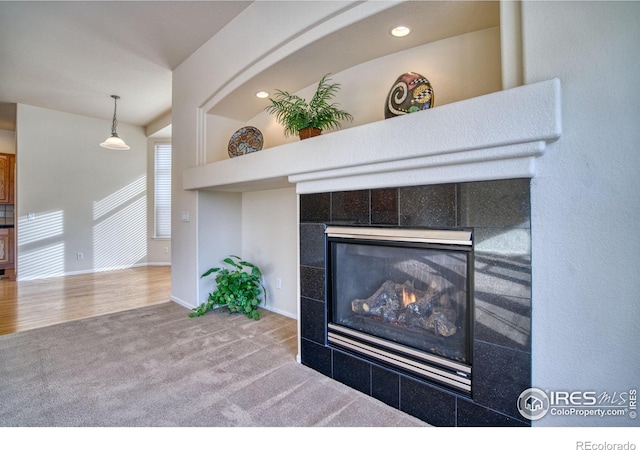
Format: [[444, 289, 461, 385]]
[[325, 226, 473, 392]]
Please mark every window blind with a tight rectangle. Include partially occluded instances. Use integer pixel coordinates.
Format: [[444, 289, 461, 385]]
[[154, 143, 171, 238]]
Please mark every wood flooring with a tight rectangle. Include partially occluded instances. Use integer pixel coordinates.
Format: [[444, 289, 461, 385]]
[[0, 266, 171, 336]]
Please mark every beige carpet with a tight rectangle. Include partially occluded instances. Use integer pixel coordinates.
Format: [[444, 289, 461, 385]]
[[0, 302, 428, 427]]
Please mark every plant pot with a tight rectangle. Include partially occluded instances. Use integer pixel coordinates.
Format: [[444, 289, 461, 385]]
[[298, 127, 322, 140]]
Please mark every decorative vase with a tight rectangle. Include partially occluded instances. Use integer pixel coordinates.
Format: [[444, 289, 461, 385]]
[[384, 72, 434, 119], [298, 127, 322, 140], [228, 126, 263, 158]]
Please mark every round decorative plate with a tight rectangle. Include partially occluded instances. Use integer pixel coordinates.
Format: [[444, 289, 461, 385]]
[[384, 72, 435, 119], [228, 126, 263, 158]]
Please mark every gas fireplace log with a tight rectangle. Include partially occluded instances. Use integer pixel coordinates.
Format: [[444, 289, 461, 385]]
[[408, 286, 442, 314], [351, 279, 459, 336], [420, 311, 458, 336], [351, 280, 398, 315], [351, 280, 442, 312], [397, 309, 458, 336]]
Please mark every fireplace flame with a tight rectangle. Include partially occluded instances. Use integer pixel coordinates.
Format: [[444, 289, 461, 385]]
[[402, 287, 417, 308]]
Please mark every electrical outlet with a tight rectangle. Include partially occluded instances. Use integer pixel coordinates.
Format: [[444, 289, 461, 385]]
[[163, 246, 169, 254], [76, 252, 84, 260], [276, 278, 282, 289]]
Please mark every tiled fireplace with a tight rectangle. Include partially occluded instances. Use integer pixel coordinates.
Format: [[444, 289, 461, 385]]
[[184, 79, 561, 426], [299, 179, 532, 426]]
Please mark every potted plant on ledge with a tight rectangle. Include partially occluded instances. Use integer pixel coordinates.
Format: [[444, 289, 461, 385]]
[[265, 73, 353, 140]]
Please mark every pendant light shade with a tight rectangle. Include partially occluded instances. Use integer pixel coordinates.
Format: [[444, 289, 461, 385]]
[[100, 95, 130, 150]]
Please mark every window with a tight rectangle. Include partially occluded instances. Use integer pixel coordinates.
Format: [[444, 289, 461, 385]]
[[154, 143, 171, 238]]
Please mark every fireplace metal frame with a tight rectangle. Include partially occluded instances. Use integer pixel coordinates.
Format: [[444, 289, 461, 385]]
[[324, 225, 474, 394]]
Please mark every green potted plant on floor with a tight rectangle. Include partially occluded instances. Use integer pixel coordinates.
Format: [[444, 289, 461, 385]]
[[190, 255, 266, 320], [265, 73, 353, 140]]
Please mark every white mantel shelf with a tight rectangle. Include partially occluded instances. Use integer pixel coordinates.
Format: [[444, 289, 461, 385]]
[[183, 79, 561, 194]]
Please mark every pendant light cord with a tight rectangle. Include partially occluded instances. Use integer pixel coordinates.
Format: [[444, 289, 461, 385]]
[[111, 95, 120, 137], [100, 94, 129, 149]]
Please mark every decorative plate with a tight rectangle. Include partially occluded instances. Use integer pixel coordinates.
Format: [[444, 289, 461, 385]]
[[228, 126, 263, 158], [384, 72, 435, 119]]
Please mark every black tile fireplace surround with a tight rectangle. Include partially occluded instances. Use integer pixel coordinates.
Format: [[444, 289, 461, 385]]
[[299, 179, 532, 426]]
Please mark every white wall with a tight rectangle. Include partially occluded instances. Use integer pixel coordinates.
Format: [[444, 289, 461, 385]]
[[194, 190, 242, 310], [181, 187, 298, 317], [522, 1, 640, 426], [0, 130, 16, 154], [242, 187, 298, 318], [16, 104, 148, 279]]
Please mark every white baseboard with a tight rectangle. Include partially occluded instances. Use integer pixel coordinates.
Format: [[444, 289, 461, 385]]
[[170, 295, 195, 310], [16, 262, 170, 281], [262, 305, 297, 320], [169, 298, 297, 320]]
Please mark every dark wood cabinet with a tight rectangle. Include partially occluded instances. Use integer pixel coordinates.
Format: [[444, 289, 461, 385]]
[[0, 227, 14, 269], [0, 153, 16, 273], [0, 153, 15, 204]]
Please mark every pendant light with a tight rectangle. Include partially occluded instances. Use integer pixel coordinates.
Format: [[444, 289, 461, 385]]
[[100, 94, 130, 150]]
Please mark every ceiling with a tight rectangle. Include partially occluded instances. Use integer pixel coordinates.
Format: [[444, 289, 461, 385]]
[[0, 1, 500, 132], [0, 0, 252, 130], [211, 1, 500, 122]]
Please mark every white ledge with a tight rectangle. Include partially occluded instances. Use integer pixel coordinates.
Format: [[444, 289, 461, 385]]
[[183, 78, 561, 194]]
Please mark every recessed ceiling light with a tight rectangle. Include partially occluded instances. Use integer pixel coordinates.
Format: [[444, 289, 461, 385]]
[[255, 91, 269, 99], [390, 25, 411, 38]]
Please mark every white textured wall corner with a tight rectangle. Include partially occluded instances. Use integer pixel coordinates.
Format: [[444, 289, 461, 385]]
[[523, 1, 640, 426]]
